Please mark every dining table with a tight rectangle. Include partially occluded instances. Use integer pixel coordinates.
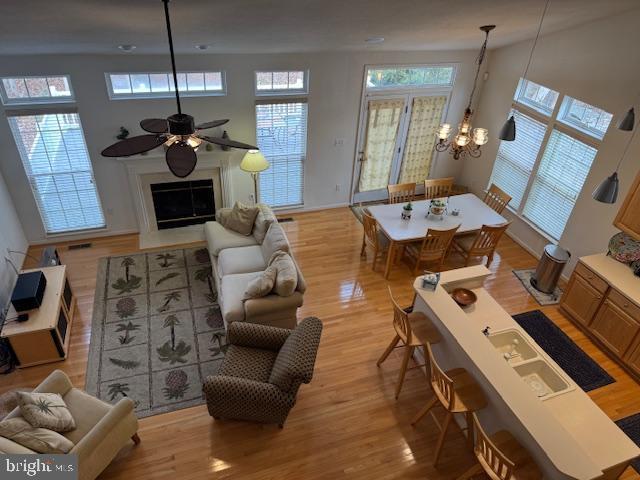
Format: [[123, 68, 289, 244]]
[[367, 193, 507, 278]]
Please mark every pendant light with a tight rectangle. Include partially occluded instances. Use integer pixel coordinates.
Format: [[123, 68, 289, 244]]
[[499, 0, 551, 141]]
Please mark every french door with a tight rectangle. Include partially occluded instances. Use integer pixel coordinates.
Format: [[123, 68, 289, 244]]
[[353, 92, 448, 203]]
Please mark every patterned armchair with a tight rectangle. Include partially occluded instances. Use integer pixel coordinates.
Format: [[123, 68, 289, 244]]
[[203, 317, 322, 427]]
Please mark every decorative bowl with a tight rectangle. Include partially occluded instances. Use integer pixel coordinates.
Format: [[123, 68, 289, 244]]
[[451, 288, 477, 307]]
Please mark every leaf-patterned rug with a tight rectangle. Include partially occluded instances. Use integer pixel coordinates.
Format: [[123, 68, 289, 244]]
[[85, 247, 227, 418]]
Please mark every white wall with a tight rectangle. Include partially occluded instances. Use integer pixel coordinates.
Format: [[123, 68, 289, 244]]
[[0, 169, 28, 314], [0, 49, 482, 243], [460, 10, 640, 273]]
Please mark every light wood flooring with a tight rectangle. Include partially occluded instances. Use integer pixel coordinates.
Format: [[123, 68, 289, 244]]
[[2, 207, 639, 479]]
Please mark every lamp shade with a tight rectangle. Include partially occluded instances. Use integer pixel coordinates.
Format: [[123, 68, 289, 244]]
[[592, 171, 619, 204], [499, 115, 516, 141], [618, 108, 635, 131], [240, 150, 269, 173]]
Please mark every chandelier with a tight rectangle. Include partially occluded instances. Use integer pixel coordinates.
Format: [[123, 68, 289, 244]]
[[435, 25, 494, 160]]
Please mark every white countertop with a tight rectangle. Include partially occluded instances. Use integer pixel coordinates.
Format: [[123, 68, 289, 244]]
[[367, 193, 506, 242], [581, 253, 640, 306], [413, 266, 639, 479]]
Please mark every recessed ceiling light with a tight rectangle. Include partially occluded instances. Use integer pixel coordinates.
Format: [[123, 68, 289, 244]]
[[365, 37, 385, 44], [195, 44, 210, 50], [118, 44, 136, 52]]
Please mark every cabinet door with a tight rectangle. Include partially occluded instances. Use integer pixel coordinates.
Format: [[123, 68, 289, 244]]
[[560, 274, 604, 326], [591, 300, 640, 357], [614, 170, 640, 240]]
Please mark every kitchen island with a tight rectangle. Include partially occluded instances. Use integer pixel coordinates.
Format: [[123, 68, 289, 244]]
[[412, 266, 639, 479]]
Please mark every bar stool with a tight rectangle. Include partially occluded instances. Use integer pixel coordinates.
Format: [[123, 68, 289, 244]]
[[457, 413, 542, 480], [377, 287, 442, 399], [411, 343, 487, 466]]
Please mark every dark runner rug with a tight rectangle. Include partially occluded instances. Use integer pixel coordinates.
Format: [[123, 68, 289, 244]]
[[512, 310, 614, 392], [615, 413, 640, 473]]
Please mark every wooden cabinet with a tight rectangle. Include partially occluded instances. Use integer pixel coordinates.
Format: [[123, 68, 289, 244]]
[[561, 274, 604, 326], [591, 298, 639, 357], [614, 169, 640, 240]]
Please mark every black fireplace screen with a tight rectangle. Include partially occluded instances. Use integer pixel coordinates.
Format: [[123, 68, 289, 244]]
[[151, 179, 215, 230]]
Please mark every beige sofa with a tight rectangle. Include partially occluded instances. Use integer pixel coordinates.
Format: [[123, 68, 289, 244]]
[[204, 204, 306, 329], [1, 370, 138, 480]]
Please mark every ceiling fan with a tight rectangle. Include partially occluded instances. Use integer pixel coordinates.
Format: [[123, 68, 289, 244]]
[[101, 0, 257, 178]]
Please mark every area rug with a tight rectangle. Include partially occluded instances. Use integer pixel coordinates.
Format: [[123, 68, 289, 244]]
[[615, 413, 640, 473], [85, 247, 227, 418], [513, 310, 614, 392], [513, 269, 563, 305]]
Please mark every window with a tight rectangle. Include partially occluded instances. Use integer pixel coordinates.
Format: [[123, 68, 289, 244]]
[[106, 71, 225, 99], [0, 76, 74, 105], [256, 100, 308, 207], [365, 65, 455, 90], [255, 71, 308, 95], [488, 79, 612, 240], [8, 112, 106, 234]]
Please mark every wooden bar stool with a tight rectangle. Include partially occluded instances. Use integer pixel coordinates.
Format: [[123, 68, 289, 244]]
[[457, 413, 542, 480], [411, 344, 487, 466], [377, 287, 441, 399]]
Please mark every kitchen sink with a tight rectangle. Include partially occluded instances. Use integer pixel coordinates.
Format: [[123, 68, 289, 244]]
[[513, 359, 573, 400], [487, 329, 538, 364]]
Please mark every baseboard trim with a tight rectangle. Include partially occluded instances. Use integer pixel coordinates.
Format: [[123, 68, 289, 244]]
[[29, 228, 139, 246], [276, 202, 350, 215]]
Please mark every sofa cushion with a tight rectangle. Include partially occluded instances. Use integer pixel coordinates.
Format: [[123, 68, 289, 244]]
[[220, 272, 263, 324], [17, 392, 75, 433], [244, 266, 277, 300], [260, 223, 290, 261], [218, 245, 267, 277], [253, 204, 278, 244], [222, 202, 260, 236], [269, 251, 298, 297], [58, 388, 111, 445], [0, 417, 74, 454], [205, 221, 258, 256], [0, 435, 36, 454], [218, 345, 277, 383]]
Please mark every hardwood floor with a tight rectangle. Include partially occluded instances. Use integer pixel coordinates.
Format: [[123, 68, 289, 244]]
[[2, 207, 639, 479]]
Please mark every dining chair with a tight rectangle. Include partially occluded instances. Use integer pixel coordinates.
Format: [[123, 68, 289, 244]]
[[457, 413, 542, 480], [411, 344, 487, 466], [377, 287, 441, 399], [361, 211, 389, 271], [387, 182, 416, 204], [404, 225, 459, 274], [452, 222, 511, 268], [424, 177, 454, 200], [483, 183, 512, 214]]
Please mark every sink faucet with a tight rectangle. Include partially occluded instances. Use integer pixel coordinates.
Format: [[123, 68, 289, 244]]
[[482, 326, 491, 336]]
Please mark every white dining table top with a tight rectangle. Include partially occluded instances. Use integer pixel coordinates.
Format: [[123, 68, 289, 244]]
[[367, 193, 507, 242]]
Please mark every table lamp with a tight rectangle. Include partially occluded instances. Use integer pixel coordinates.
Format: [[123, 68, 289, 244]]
[[240, 150, 270, 204]]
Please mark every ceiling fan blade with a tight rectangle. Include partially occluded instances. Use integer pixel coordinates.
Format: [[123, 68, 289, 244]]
[[200, 135, 257, 150], [101, 134, 166, 157], [166, 141, 197, 178], [140, 118, 169, 133], [195, 119, 229, 130]]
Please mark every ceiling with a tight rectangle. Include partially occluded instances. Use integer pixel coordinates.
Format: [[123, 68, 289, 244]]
[[0, 0, 638, 55]]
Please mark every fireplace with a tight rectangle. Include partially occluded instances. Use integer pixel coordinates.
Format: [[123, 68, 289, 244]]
[[150, 179, 215, 230]]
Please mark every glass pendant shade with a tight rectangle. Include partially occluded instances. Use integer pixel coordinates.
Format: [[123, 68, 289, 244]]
[[499, 115, 516, 141], [455, 134, 470, 147], [618, 108, 635, 131], [592, 171, 619, 204], [438, 124, 452, 140], [473, 128, 489, 146]]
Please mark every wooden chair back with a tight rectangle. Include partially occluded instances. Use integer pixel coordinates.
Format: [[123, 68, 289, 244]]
[[388, 286, 413, 345], [424, 177, 454, 200], [362, 212, 380, 251], [484, 184, 512, 214], [418, 225, 459, 264], [472, 413, 517, 480], [426, 343, 455, 411], [469, 223, 510, 257], [388, 182, 416, 204]]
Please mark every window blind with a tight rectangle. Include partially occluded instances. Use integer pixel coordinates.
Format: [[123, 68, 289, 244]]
[[489, 109, 546, 209], [256, 100, 308, 207], [8, 113, 106, 234], [523, 130, 597, 240]]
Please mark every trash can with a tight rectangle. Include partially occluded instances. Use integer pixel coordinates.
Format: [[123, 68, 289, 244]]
[[530, 245, 571, 294]]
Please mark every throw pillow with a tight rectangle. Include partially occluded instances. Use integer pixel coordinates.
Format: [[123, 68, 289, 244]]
[[17, 392, 76, 433], [0, 417, 74, 454], [253, 204, 278, 244], [224, 202, 259, 236], [269, 251, 298, 297], [243, 266, 277, 300], [260, 223, 290, 261]]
